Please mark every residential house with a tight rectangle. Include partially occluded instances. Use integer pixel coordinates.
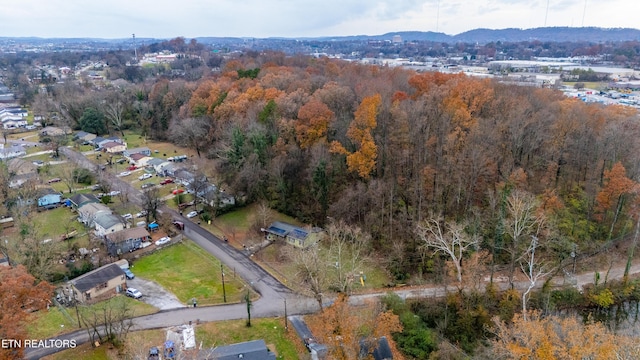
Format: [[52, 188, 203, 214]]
[[73, 131, 97, 143], [173, 169, 195, 186], [7, 158, 37, 176], [1, 116, 27, 129], [147, 158, 167, 172], [123, 147, 151, 158], [0, 145, 26, 160], [94, 212, 126, 237], [40, 126, 67, 137], [156, 162, 178, 177], [77, 202, 111, 227], [37, 187, 63, 208], [68, 193, 99, 210], [68, 263, 126, 303], [198, 184, 235, 208], [263, 221, 324, 249], [201, 339, 276, 360], [8, 173, 37, 189], [91, 136, 106, 148], [105, 227, 151, 256], [129, 153, 153, 167], [102, 141, 127, 154]]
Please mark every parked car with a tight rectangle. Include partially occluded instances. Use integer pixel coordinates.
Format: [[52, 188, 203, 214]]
[[47, 178, 61, 184], [91, 184, 101, 190], [123, 268, 135, 279], [172, 221, 185, 230], [178, 202, 194, 210], [32, 160, 44, 166], [109, 190, 121, 196], [135, 210, 148, 218], [186, 211, 198, 218], [172, 189, 185, 195], [118, 171, 131, 177], [122, 213, 133, 220], [148, 347, 160, 360], [125, 288, 142, 299], [141, 182, 155, 189], [139, 173, 152, 180], [155, 236, 171, 246], [127, 165, 138, 171], [160, 178, 174, 185]]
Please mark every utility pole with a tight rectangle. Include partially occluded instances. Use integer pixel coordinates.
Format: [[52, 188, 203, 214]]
[[284, 298, 288, 331], [244, 291, 252, 327], [221, 263, 227, 303]]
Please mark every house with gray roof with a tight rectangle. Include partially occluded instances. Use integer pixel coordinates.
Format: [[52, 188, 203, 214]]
[[123, 146, 151, 158], [200, 339, 276, 360], [68, 263, 126, 303], [78, 202, 111, 227], [0, 145, 26, 160], [105, 227, 151, 256], [94, 213, 126, 237], [68, 193, 99, 210]]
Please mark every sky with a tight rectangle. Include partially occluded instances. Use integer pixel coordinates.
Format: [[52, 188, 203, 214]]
[[1, 0, 639, 39]]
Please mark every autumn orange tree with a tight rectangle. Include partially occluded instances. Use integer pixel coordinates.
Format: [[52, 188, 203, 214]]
[[331, 94, 381, 179], [490, 311, 638, 359], [295, 99, 335, 149], [0, 265, 54, 360], [307, 294, 403, 360], [595, 161, 638, 240]]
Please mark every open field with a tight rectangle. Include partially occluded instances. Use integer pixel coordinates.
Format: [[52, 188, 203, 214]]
[[131, 239, 247, 305]]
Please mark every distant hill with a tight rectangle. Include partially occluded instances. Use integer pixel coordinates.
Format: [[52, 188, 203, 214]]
[[303, 27, 640, 44], [3, 27, 640, 47]]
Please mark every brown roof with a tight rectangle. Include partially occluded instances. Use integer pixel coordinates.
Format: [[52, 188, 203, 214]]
[[105, 227, 150, 243]]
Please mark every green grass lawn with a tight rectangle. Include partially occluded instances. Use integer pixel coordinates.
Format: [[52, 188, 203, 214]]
[[42, 343, 111, 360], [131, 240, 247, 305], [26, 295, 158, 339], [195, 318, 305, 360]]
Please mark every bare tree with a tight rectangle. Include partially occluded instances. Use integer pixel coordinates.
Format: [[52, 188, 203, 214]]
[[79, 296, 134, 348], [12, 220, 62, 281], [504, 189, 545, 288], [520, 235, 552, 320], [326, 220, 370, 294], [104, 100, 126, 136], [285, 244, 327, 311], [141, 187, 163, 224], [415, 215, 479, 284], [169, 117, 211, 158]]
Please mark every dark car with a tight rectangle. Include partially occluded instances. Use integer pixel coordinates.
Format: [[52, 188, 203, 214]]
[[172, 221, 184, 231]]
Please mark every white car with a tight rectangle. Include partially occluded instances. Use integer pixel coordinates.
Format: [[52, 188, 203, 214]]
[[135, 210, 148, 218], [118, 171, 131, 177], [122, 213, 133, 220], [109, 190, 121, 196], [125, 288, 142, 299], [139, 173, 152, 181], [155, 236, 171, 246], [186, 211, 198, 218]]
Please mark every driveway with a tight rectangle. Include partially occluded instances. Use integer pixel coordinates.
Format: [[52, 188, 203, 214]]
[[127, 277, 185, 310]]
